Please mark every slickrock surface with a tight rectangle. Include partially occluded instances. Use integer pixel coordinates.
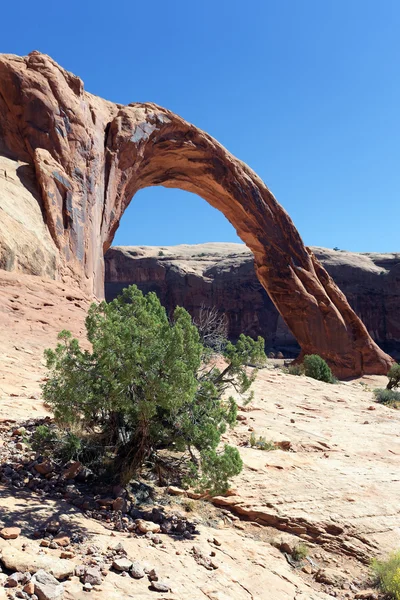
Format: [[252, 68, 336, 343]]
[[0, 273, 399, 597], [0, 50, 392, 376], [105, 243, 400, 355], [218, 368, 400, 561], [0, 270, 90, 418], [1, 360, 399, 598]]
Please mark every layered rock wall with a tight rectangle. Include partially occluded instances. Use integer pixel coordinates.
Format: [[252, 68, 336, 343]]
[[105, 244, 400, 356]]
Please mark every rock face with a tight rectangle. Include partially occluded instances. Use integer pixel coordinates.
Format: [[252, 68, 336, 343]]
[[105, 244, 400, 356], [0, 51, 392, 376]]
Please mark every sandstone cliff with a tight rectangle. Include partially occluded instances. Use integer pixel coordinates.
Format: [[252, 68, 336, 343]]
[[105, 243, 400, 356]]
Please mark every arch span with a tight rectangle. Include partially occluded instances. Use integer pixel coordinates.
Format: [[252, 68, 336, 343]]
[[0, 51, 393, 377]]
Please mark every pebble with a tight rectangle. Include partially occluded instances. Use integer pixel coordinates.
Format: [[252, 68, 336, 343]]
[[130, 562, 145, 579], [1, 527, 21, 539], [112, 558, 132, 572], [150, 580, 170, 592]]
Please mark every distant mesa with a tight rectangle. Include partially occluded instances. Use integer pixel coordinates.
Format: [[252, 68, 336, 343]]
[[0, 51, 393, 377]]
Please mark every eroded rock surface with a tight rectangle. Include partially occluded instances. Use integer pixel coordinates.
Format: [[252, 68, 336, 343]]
[[0, 51, 392, 376], [105, 243, 400, 356]]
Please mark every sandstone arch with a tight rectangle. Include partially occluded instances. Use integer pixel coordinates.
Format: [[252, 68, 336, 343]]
[[0, 51, 393, 377]]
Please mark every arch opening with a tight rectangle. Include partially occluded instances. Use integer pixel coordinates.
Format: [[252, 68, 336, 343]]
[[104, 186, 293, 355]]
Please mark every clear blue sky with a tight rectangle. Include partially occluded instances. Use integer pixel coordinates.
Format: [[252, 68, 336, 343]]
[[2, 1, 399, 252]]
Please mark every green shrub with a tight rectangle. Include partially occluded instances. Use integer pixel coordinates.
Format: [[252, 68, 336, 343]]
[[249, 432, 275, 451], [43, 285, 266, 494], [31, 425, 57, 451], [286, 363, 304, 376], [58, 432, 83, 461], [387, 363, 400, 390], [372, 551, 400, 599], [374, 388, 400, 407], [292, 543, 309, 561], [158, 250, 164, 256], [303, 354, 333, 383]]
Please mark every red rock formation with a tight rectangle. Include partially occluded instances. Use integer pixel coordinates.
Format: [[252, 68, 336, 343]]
[[0, 51, 393, 377]]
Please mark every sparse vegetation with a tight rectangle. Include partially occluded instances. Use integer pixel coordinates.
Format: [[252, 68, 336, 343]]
[[286, 363, 304, 376], [158, 250, 165, 256], [292, 542, 309, 561], [194, 304, 229, 353], [249, 432, 275, 451], [182, 499, 196, 512], [371, 551, 400, 599], [374, 388, 400, 408], [31, 424, 56, 451], [303, 354, 334, 383], [42, 285, 266, 494]]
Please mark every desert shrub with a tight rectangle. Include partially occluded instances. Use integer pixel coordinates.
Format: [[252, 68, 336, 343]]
[[292, 543, 309, 561], [158, 250, 164, 256], [387, 363, 400, 390], [31, 425, 57, 451], [194, 304, 229, 353], [181, 499, 196, 512], [374, 388, 400, 407], [43, 285, 266, 494], [303, 354, 333, 383], [58, 432, 83, 461], [287, 363, 304, 376], [371, 551, 400, 599], [249, 432, 275, 451]]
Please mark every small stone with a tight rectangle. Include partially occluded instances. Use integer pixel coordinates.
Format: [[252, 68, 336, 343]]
[[150, 581, 170, 592], [302, 564, 312, 574], [12, 427, 26, 436], [1, 527, 21, 539], [367, 405, 376, 411], [112, 542, 126, 554], [54, 533, 70, 547], [40, 540, 50, 548], [34, 569, 64, 600], [315, 568, 346, 587], [74, 566, 85, 578], [61, 461, 82, 480], [23, 581, 35, 595], [111, 497, 127, 512], [34, 462, 53, 476], [130, 562, 145, 579], [83, 582, 92, 592], [166, 486, 186, 496], [355, 592, 378, 600], [60, 551, 74, 559], [135, 519, 160, 534], [83, 568, 102, 586], [213, 537, 221, 547], [112, 558, 132, 572], [6, 572, 24, 587], [147, 569, 158, 582]]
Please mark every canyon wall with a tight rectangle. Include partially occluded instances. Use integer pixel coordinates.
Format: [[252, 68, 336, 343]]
[[105, 244, 400, 357]]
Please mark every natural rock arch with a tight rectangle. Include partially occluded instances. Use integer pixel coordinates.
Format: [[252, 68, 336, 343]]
[[0, 51, 393, 377]]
